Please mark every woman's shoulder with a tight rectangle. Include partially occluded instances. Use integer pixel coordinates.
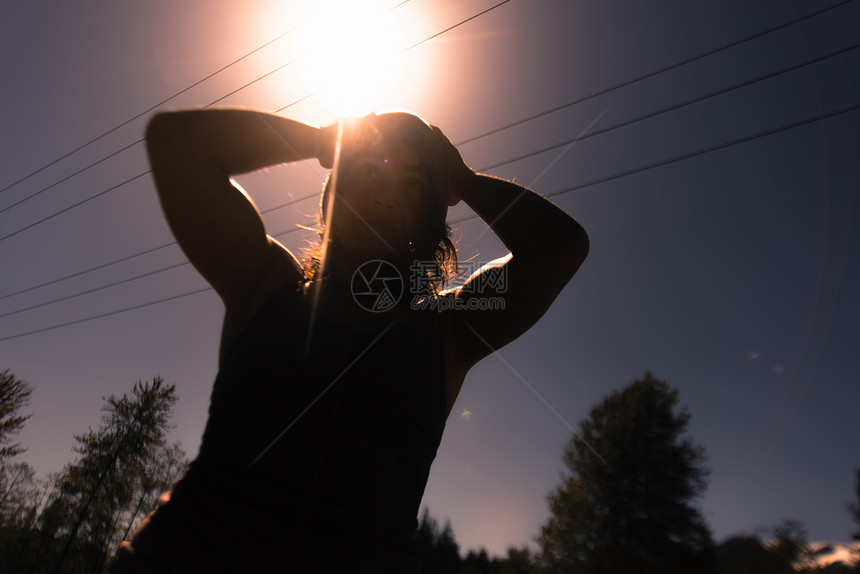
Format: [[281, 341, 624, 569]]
[[218, 246, 307, 362]]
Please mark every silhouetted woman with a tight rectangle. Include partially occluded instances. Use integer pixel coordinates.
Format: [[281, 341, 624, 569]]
[[111, 108, 588, 573]]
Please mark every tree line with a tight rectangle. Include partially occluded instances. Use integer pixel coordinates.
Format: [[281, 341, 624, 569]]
[[0, 371, 187, 573], [414, 373, 860, 574], [1, 369, 858, 573]]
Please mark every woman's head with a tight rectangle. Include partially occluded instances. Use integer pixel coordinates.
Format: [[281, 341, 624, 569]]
[[321, 112, 449, 222], [305, 111, 458, 294]]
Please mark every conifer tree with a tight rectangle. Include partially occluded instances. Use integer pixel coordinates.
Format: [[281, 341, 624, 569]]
[[0, 369, 33, 485], [537, 372, 713, 574], [415, 507, 463, 574], [49, 377, 178, 573]]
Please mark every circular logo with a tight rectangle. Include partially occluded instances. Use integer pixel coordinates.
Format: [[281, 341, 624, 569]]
[[350, 260, 404, 313]]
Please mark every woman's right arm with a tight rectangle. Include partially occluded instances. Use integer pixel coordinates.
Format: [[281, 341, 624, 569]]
[[145, 108, 332, 308]]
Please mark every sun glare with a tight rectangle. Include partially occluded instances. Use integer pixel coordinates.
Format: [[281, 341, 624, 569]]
[[294, 0, 407, 117]]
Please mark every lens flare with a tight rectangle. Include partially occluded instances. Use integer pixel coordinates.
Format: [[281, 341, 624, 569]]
[[295, 0, 406, 117]]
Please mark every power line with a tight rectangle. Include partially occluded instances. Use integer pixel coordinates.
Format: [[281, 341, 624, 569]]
[[0, 2, 419, 216], [454, 0, 857, 147], [0, 0, 517, 304], [0, 241, 176, 302], [0, 0, 513, 239], [0, 179, 328, 304], [478, 41, 860, 172], [401, 0, 510, 51], [5, 0, 842, 233], [0, 195, 320, 311], [0, 287, 212, 343], [0, 59, 318, 218], [2, 102, 856, 343], [0, 85, 322, 243], [6, 0, 844, 224], [0, 261, 189, 320], [0, 0, 414, 196], [2, 36, 854, 310], [0, 172, 150, 243], [0, 139, 144, 217], [451, 102, 860, 225], [542, 103, 860, 201], [2, 1, 851, 308], [0, 28, 296, 197]]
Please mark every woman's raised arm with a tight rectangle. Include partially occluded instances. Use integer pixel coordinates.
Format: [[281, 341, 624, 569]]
[[433, 127, 589, 368], [145, 108, 333, 308]]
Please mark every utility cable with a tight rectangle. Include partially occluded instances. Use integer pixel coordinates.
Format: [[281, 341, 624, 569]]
[[541, 102, 860, 202], [1, 0, 837, 228], [0, 2, 417, 215], [0, 51, 299, 219], [1, 38, 854, 308], [0, 260, 189, 320], [2, 101, 856, 343], [0, 240, 176, 302], [0, 193, 316, 312], [0, 0, 414, 196], [478, 41, 860, 172], [0, 188, 320, 302], [0, 0, 516, 304], [0, 172, 150, 243], [454, 0, 856, 146], [455, 103, 860, 225], [0, 0, 512, 238], [0, 287, 212, 343], [3, 0, 841, 222]]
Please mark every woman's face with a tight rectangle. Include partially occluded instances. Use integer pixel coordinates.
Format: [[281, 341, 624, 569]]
[[327, 135, 446, 260]]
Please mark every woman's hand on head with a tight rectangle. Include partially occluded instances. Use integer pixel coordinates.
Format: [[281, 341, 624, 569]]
[[432, 126, 474, 207], [315, 123, 338, 169], [316, 115, 379, 169]]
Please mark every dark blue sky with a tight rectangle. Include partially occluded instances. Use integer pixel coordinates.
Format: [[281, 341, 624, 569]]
[[1, 0, 858, 556]]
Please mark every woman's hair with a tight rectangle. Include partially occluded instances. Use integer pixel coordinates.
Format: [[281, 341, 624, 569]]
[[300, 213, 459, 299], [301, 110, 458, 297]]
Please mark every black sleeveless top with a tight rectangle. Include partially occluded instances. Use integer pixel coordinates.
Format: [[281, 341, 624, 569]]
[[117, 284, 447, 573]]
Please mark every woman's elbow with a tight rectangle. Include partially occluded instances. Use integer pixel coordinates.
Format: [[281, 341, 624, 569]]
[[561, 220, 589, 274], [526, 223, 589, 284], [145, 111, 181, 148]]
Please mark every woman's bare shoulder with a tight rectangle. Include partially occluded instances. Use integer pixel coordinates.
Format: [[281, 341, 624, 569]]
[[218, 239, 305, 362]]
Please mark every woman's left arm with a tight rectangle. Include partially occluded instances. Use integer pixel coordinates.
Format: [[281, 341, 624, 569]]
[[436, 129, 589, 367]]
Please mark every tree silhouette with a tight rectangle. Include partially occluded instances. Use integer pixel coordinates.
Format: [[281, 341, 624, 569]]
[[850, 468, 860, 541], [497, 546, 536, 574], [770, 519, 812, 567], [0, 369, 33, 484], [47, 376, 179, 573], [462, 548, 493, 574], [537, 372, 714, 574], [414, 507, 463, 573], [1, 461, 38, 522], [118, 441, 187, 544], [714, 535, 792, 574], [0, 464, 54, 572], [461, 546, 538, 574]]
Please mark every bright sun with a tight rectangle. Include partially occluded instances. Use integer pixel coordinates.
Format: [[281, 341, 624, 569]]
[[293, 0, 407, 117]]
